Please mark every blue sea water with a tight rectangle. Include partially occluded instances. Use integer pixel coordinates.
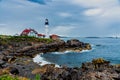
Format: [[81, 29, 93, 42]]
[[33, 37, 120, 67]]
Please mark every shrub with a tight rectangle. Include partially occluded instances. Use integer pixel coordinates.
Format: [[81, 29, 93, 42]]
[[0, 75, 19, 80], [35, 74, 40, 80]]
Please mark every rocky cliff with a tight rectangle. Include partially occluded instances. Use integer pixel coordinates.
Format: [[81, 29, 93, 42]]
[[0, 36, 91, 57], [0, 36, 92, 79]]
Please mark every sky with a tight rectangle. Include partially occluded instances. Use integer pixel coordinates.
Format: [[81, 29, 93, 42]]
[[0, 0, 120, 37]]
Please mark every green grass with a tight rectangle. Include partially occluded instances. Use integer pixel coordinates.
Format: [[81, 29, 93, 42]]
[[35, 74, 40, 80], [0, 74, 41, 80], [0, 75, 19, 80], [0, 35, 53, 45]]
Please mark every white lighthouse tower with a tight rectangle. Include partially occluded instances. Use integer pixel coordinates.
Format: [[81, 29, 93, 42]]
[[45, 19, 49, 38]]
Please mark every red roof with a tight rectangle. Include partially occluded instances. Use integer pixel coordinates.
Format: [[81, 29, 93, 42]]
[[21, 28, 45, 37], [50, 34, 58, 37], [37, 34, 45, 36], [22, 29, 31, 33]]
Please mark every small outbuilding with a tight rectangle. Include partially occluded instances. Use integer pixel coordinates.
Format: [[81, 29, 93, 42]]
[[50, 34, 60, 40], [37, 34, 45, 38]]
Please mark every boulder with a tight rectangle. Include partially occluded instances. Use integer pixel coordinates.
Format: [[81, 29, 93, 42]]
[[0, 60, 6, 68], [83, 43, 92, 50], [10, 67, 19, 75], [66, 39, 83, 47], [32, 64, 55, 74]]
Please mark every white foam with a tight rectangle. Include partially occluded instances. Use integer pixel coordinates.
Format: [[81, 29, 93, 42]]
[[51, 49, 93, 54], [81, 50, 90, 53], [33, 54, 51, 66], [33, 54, 60, 67], [80, 48, 94, 53], [51, 52, 64, 54], [51, 50, 71, 54], [91, 44, 95, 47], [64, 50, 71, 53]]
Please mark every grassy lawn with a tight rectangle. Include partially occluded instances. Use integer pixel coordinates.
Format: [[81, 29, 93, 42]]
[[0, 35, 53, 45]]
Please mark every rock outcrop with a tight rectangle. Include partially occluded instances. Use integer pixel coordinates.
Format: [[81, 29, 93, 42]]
[[0, 39, 91, 57], [66, 39, 91, 51], [32, 58, 120, 80]]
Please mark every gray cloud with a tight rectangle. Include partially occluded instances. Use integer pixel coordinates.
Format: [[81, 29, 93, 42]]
[[28, 0, 52, 5]]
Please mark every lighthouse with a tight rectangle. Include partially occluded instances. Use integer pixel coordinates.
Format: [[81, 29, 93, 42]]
[[45, 19, 49, 38]]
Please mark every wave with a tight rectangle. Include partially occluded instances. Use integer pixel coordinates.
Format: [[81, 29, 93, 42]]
[[80, 49, 91, 53], [33, 54, 60, 67], [91, 44, 95, 47], [51, 52, 64, 54], [51, 51, 71, 54], [64, 50, 71, 53], [49, 44, 95, 55], [51, 49, 94, 54]]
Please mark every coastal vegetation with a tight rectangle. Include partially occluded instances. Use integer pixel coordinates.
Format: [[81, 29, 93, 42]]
[[0, 74, 41, 80], [0, 75, 19, 80], [0, 74, 30, 80], [0, 35, 53, 44]]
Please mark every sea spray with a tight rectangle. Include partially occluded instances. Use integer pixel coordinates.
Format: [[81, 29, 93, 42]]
[[33, 54, 60, 67], [50, 51, 71, 54], [50, 49, 94, 55]]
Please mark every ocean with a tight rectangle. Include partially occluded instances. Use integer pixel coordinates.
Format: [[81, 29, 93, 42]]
[[33, 37, 120, 67]]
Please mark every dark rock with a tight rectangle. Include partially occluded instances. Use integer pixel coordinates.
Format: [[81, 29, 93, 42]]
[[66, 39, 83, 47], [0, 60, 5, 65], [115, 69, 120, 73], [65, 39, 91, 51], [2, 56, 8, 61], [7, 56, 16, 63], [96, 44, 101, 46], [0, 60, 6, 68], [10, 67, 19, 75], [113, 76, 120, 80], [113, 78, 120, 80]]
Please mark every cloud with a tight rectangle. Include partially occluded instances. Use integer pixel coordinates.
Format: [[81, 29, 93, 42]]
[[0, 23, 6, 26], [28, 0, 52, 4], [58, 12, 72, 18], [101, 7, 120, 19], [28, 0, 45, 4], [50, 26, 75, 36], [66, 0, 120, 17], [69, 0, 120, 19], [84, 8, 103, 16], [67, 0, 120, 34], [69, 0, 119, 8]]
